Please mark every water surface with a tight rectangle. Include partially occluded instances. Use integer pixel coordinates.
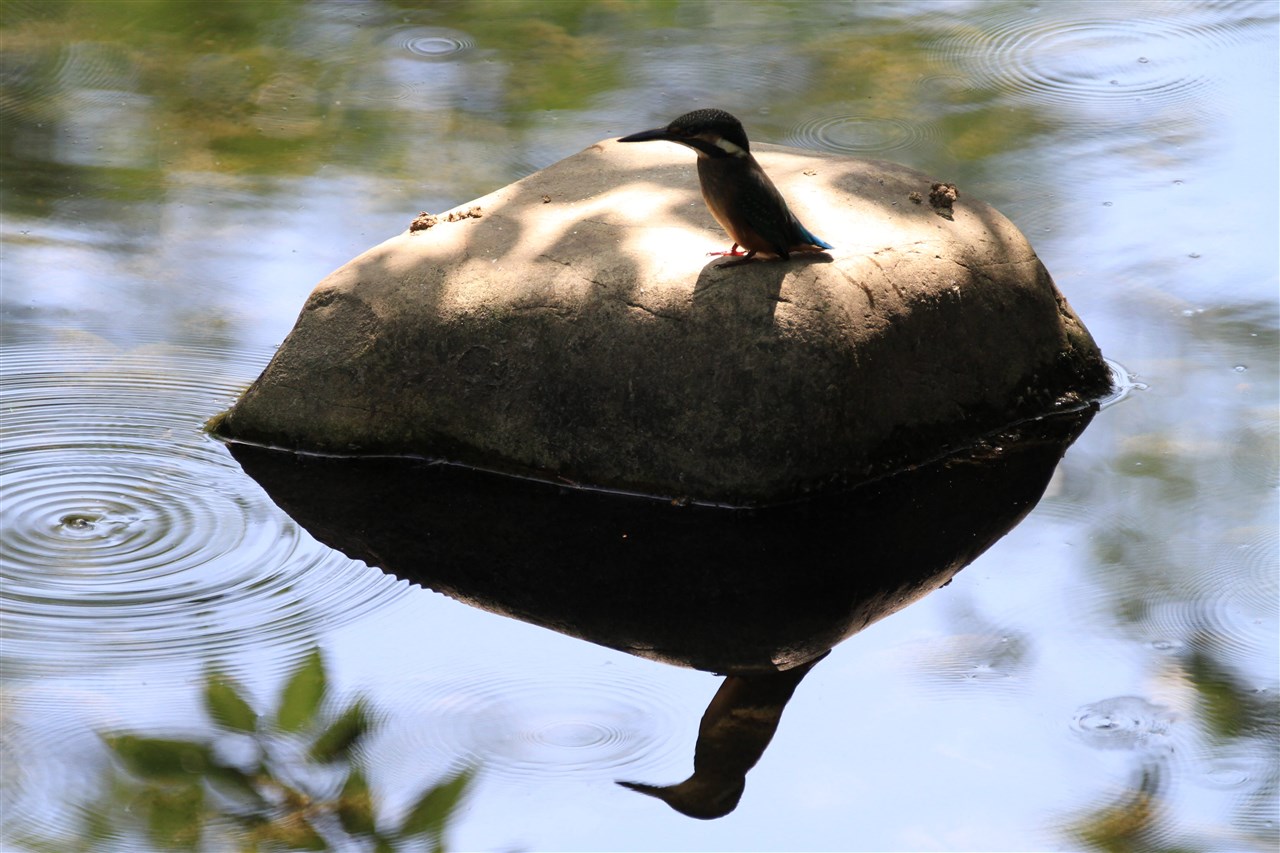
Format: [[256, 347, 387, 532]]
[[2, 1, 1276, 850]]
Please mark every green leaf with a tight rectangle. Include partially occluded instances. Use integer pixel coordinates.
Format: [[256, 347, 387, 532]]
[[276, 648, 326, 732], [203, 672, 258, 733], [142, 782, 205, 851], [336, 768, 376, 837], [399, 767, 474, 841], [309, 699, 369, 763], [259, 814, 327, 851], [204, 761, 266, 807], [105, 736, 211, 782]]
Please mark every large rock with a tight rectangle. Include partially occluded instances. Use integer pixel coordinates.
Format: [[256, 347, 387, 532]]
[[212, 138, 1109, 504]]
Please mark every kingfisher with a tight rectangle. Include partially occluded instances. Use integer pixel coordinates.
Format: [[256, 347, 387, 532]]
[[618, 108, 833, 267]]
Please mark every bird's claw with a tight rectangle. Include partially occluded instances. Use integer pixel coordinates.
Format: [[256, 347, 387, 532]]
[[706, 243, 747, 258]]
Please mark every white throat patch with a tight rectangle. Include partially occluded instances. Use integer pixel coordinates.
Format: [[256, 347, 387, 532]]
[[712, 136, 747, 157]]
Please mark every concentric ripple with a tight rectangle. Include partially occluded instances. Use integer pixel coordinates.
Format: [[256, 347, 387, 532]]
[[53, 40, 141, 97], [386, 26, 476, 59], [1136, 532, 1279, 669], [786, 114, 936, 155], [1197, 751, 1271, 791], [0, 35, 145, 123], [913, 73, 979, 102], [1071, 695, 1177, 753], [369, 664, 691, 787], [0, 340, 410, 672], [904, 630, 1035, 697], [927, 11, 1235, 117]]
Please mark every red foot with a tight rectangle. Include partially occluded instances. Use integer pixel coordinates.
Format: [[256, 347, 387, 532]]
[[715, 252, 758, 268], [706, 242, 747, 258]]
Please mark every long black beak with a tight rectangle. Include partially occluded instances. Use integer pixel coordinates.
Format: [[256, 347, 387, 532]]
[[617, 127, 675, 143]]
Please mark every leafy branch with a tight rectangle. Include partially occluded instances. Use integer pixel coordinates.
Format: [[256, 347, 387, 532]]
[[25, 648, 473, 852]]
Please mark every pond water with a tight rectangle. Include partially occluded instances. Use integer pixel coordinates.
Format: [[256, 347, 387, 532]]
[[2, 1, 1276, 850]]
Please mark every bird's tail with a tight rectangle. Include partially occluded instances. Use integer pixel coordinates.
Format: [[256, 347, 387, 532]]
[[797, 222, 833, 250]]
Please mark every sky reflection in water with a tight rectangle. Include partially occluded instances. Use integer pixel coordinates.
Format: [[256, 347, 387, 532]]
[[1, 1, 1276, 851]]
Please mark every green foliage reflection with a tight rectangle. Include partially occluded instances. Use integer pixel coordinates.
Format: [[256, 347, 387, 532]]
[[25, 649, 473, 852]]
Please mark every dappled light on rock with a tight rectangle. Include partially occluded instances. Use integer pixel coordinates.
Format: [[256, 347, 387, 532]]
[[211, 139, 1109, 505]]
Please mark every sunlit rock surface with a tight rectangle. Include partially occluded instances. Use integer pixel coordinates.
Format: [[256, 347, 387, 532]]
[[213, 138, 1109, 503]]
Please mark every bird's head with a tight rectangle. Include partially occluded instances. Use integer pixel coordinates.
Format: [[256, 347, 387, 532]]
[[616, 775, 746, 820], [618, 108, 750, 159]]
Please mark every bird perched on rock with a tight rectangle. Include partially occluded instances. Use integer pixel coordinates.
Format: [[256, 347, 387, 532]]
[[619, 108, 833, 267]]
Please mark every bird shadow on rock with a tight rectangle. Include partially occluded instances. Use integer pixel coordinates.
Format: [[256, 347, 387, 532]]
[[690, 252, 834, 328]]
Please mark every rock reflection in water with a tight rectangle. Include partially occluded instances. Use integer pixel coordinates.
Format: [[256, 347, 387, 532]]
[[619, 652, 826, 819], [225, 405, 1095, 818]]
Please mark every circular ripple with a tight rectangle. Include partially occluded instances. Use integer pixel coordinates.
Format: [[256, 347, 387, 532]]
[[1136, 535, 1278, 670], [370, 664, 691, 786], [786, 114, 936, 155], [928, 13, 1226, 115], [1071, 696, 1176, 752], [914, 73, 979, 101], [0, 43, 61, 121], [386, 26, 475, 60], [348, 81, 417, 103], [1198, 754, 1266, 791], [0, 686, 107, 845], [0, 341, 411, 672], [54, 41, 140, 96], [905, 631, 1035, 696], [1236, 527, 1280, 585], [1, 37, 144, 123]]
